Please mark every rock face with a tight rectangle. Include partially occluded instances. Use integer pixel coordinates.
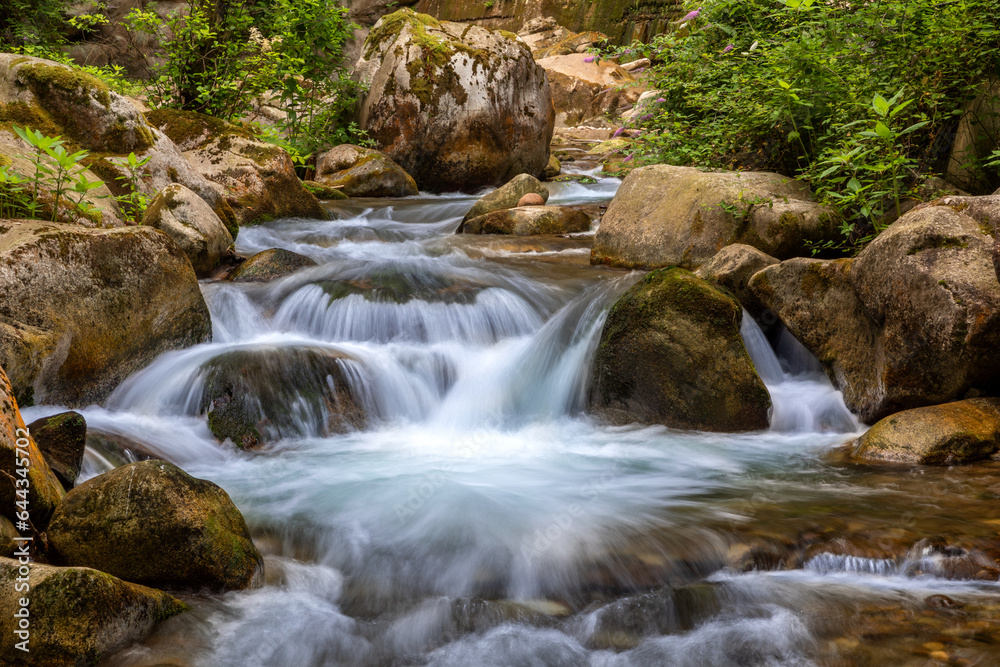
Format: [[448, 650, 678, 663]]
[[460, 173, 550, 225], [0, 221, 212, 407], [0, 558, 186, 666], [750, 205, 1000, 423], [25, 411, 87, 490], [146, 108, 327, 226], [355, 9, 555, 192], [591, 165, 838, 270], [142, 183, 235, 277], [200, 347, 365, 448], [48, 460, 264, 591], [590, 268, 772, 431], [460, 206, 591, 235], [229, 248, 318, 283], [853, 398, 1000, 465], [1, 365, 65, 530], [314, 144, 419, 197], [536, 53, 637, 127]]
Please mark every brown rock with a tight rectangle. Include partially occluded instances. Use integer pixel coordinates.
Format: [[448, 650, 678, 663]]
[[518, 193, 546, 207], [314, 144, 419, 197], [461, 206, 591, 235], [25, 411, 87, 490]]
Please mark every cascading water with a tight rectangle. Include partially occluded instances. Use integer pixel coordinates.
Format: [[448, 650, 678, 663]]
[[25, 167, 1000, 667]]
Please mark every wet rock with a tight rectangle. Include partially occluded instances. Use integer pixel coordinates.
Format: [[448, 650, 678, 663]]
[[543, 154, 561, 179], [904, 537, 999, 580], [229, 248, 318, 283], [591, 165, 838, 270], [0, 558, 186, 666], [694, 244, 779, 316], [461, 173, 550, 225], [752, 205, 1000, 422], [146, 108, 326, 226], [355, 9, 554, 192], [25, 411, 87, 490], [0, 222, 212, 407], [518, 193, 545, 207], [1, 366, 64, 530], [302, 180, 349, 200], [314, 144, 419, 197], [48, 459, 264, 591], [853, 398, 1000, 465], [142, 183, 235, 277], [535, 53, 636, 127], [199, 346, 365, 448], [461, 206, 591, 235], [589, 268, 771, 431]]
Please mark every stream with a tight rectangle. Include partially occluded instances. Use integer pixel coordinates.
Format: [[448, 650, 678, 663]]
[[22, 161, 1000, 666]]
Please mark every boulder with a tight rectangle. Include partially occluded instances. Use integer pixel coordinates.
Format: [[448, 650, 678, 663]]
[[25, 411, 87, 490], [302, 180, 349, 200], [543, 154, 561, 179], [0, 221, 212, 407], [229, 248, 318, 283], [750, 205, 1000, 422], [461, 173, 549, 224], [460, 206, 591, 235], [589, 268, 771, 431], [535, 53, 636, 127], [532, 30, 606, 59], [591, 165, 838, 270], [142, 183, 235, 277], [0, 558, 186, 666], [47, 459, 264, 591], [314, 144, 418, 197], [694, 244, 779, 316], [1, 365, 65, 531], [200, 347, 365, 448], [852, 398, 1000, 465], [355, 9, 554, 192], [145, 108, 327, 226]]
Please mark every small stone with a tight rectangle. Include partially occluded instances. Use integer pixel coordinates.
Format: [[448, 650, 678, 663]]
[[518, 193, 545, 207]]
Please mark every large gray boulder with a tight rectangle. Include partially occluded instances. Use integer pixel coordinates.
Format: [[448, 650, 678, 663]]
[[355, 9, 554, 192], [142, 183, 234, 277]]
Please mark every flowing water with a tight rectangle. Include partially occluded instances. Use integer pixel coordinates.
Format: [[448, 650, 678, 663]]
[[23, 166, 1000, 666]]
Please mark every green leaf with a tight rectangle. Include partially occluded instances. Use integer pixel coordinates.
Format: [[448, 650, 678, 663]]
[[872, 95, 889, 117], [874, 122, 892, 140]]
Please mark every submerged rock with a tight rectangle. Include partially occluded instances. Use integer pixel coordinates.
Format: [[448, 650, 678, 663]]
[[853, 398, 1000, 465], [142, 183, 234, 277], [25, 411, 87, 490], [229, 248, 318, 283], [0, 221, 212, 407], [460, 206, 591, 235], [48, 459, 264, 591], [0, 558, 186, 666], [591, 165, 838, 270], [355, 9, 554, 191], [315, 144, 419, 197], [589, 268, 771, 431], [461, 173, 550, 225]]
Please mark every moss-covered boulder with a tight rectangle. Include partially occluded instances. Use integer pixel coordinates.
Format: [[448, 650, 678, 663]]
[[591, 165, 839, 270], [750, 206, 1000, 423], [200, 346, 365, 448], [460, 173, 549, 225], [589, 268, 772, 431], [355, 9, 554, 192], [1, 365, 65, 531], [853, 398, 1000, 465], [460, 205, 591, 235], [0, 558, 186, 666], [229, 248, 318, 283], [146, 108, 326, 226], [694, 244, 779, 317], [543, 154, 561, 179], [25, 411, 87, 490], [48, 459, 263, 591], [142, 183, 234, 277], [302, 180, 350, 200], [0, 221, 212, 407], [536, 53, 636, 127], [315, 144, 419, 197]]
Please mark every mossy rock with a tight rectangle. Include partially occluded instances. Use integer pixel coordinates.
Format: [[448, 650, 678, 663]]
[[0, 558, 186, 666], [229, 248, 318, 283], [47, 459, 264, 592], [302, 180, 349, 200], [26, 411, 87, 490], [461, 205, 591, 235], [460, 173, 550, 225], [142, 183, 235, 277], [543, 154, 561, 179], [589, 268, 771, 431], [314, 144, 418, 197], [550, 174, 598, 185]]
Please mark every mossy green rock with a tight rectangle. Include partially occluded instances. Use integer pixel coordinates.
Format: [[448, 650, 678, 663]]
[[48, 459, 263, 591], [0, 558, 186, 666], [460, 205, 591, 235], [146, 108, 326, 226], [315, 144, 418, 197], [853, 398, 1000, 465], [302, 180, 349, 200], [229, 248, 318, 283], [590, 268, 771, 431], [460, 173, 550, 225], [142, 183, 235, 277], [356, 9, 554, 192], [543, 154, 561, 179], [0, 365, 65, 531], [0, 222, 212, 407], [25, 411, 87, 490], [591, 165, 838, 270]]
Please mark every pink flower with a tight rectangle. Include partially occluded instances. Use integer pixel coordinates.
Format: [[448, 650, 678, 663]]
[[612, 127, 625, 138], [722, 44, 734, 53], [656, 97, 666, 103], [681, 8, 700, 21], [583, 56, 596, 63]]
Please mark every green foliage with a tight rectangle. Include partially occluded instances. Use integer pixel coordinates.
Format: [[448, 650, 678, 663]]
[[111, 152, 154, 223], [604, 0, 1000, 252], [0, 0, 70, 51]]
